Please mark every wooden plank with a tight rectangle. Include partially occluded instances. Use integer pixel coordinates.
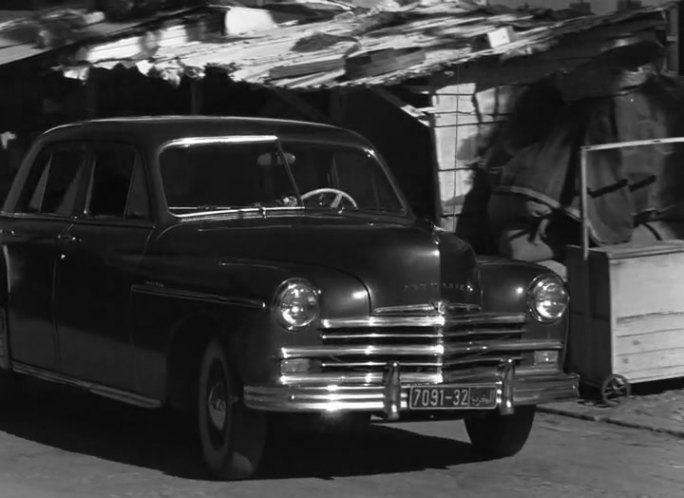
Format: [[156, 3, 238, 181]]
[[609, 249, 684, 320], [614, 347, 684, 378], [432, 113, 508, 127], [269, 56, 344, 80], [371, 88, 430, 126], [615, 312, 684, 338], [612, 364, 684, 383], [615, 328, 684, 355]]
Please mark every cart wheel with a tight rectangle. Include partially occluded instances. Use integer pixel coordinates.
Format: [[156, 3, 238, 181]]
[[600, 374, 631, 406]]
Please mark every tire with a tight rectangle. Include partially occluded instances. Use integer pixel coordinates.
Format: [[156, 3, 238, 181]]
[[465, 406, 536, 459], [197, 338, 266, 480]]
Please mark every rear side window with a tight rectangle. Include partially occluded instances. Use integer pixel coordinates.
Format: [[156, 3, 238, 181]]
[[86, 144, 148, 220], [16, 144, 88, 216]]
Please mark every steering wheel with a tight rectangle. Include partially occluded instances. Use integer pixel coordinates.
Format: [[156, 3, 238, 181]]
[[300, 188, 358, 209]]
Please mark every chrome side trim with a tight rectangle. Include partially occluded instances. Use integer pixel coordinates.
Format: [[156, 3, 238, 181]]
[[162, 136, 278, 149], [279, 371, 444, 385], [320, 312, 526, 329], [278, 360, 537, 386], [321, 328, 523, 341], [130, 284, 266, 309], [280, 339, 562, 359], [12, 362, 162, 409]]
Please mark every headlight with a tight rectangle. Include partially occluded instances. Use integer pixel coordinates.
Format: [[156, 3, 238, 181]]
[[273, 278, 320, 329], [527, 274, 568, 323]]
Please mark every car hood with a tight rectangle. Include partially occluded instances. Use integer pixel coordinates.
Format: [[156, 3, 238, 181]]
[[156, 214, 481, 310]]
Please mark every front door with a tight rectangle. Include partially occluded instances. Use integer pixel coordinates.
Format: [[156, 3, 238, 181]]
[[55, 143, 153, 391], [3, 144, 89, 371]]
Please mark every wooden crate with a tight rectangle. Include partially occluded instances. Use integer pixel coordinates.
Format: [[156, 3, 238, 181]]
[[566, 241, 684, 385]]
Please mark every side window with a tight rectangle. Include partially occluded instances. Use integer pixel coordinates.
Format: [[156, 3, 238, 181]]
[[87, 144, 149, 220], [16, 145, 88, 216]]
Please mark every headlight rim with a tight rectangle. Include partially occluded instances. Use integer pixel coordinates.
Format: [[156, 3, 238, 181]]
[[526, 273, 569, 324], [272, 278, 321, 330]]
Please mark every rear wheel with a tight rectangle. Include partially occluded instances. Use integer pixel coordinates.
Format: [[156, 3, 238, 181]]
[[465, 406, 536, 458], [197, 338, 266, 480]]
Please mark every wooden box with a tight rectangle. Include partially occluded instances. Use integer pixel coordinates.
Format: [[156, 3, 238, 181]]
[[566, 241, 684, 385]]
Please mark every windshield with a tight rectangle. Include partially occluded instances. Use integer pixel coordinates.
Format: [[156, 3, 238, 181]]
[[159, 137, 406, 216]]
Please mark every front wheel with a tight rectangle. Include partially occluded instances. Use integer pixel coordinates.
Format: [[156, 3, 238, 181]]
[[465, 406, 536, 458], [197, 338, 266, 480]]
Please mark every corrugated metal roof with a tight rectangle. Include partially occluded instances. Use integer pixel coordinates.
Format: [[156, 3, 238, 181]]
[[62, 1, 678, 89]]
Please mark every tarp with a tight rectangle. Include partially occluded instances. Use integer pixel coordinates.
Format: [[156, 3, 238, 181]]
[[490, 42, 684, 246]]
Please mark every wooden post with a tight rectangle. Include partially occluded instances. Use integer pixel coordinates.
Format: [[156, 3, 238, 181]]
[[85, 75, 98, 118], [329, 89, 345, 125], [667, 4, 680, 73], [190, 78, 204, 114], [428, 89, 443, 226]]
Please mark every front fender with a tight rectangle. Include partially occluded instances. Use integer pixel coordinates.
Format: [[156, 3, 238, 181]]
[[476, 256, 569, 347], [131, 256, 371, 399]]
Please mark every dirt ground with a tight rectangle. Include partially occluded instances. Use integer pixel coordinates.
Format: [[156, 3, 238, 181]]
[[0, 379, 680, 498]]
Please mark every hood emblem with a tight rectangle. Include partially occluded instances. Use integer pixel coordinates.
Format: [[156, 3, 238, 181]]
[[402, 282, 473, 293]]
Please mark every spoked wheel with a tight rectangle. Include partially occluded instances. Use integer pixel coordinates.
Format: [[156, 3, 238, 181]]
[[465, 406, 536, 459], [197, 338, 266, 480], [600, 374, 631, 406]]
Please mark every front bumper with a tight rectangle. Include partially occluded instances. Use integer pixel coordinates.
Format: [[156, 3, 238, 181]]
[[244, 361, 579, 419]]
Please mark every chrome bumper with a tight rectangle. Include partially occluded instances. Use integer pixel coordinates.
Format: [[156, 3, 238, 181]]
[[244, 361, 579, 419]]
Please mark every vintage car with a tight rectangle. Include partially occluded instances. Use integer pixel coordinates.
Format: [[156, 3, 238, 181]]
[[0, 116, 578, 479]]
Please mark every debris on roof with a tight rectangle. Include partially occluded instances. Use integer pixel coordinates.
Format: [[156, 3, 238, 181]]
[[2, 1, 679, 89]]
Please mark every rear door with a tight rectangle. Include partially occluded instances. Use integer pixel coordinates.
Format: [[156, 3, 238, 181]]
[[3, 144, 89, 371], [54, 142, 153, 390]]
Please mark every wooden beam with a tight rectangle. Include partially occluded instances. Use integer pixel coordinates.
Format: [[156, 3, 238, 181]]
[[371, 88, 430, 126], [270, 88, 331, 124]]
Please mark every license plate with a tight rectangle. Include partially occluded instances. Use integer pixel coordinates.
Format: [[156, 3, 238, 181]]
[[408, 386, 497, 410]]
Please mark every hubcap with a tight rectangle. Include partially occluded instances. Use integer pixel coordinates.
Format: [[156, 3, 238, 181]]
[[205, 359, 230, 449], [208, 381, 227, 431]]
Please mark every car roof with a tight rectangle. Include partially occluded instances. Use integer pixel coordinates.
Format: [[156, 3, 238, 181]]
[[40, 116, 371, 150]]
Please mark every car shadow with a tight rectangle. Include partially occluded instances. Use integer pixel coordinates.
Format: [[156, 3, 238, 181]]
[[0, 378, 483, 481]]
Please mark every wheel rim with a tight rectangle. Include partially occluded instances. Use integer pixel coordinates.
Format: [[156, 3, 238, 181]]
[[601, 374, 630, 405], [206, 359, 229, 449]]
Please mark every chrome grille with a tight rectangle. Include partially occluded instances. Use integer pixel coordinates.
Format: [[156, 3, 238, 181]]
[[279, 306, 563, 385], [319, 312, 526, 380]]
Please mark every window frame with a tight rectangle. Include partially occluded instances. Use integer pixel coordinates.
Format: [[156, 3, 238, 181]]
[[11, 141, 90, 220], [78, 141, 152, 224]]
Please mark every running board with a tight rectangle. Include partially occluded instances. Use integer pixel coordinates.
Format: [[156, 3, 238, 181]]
[[12, 362, 162, 409]]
